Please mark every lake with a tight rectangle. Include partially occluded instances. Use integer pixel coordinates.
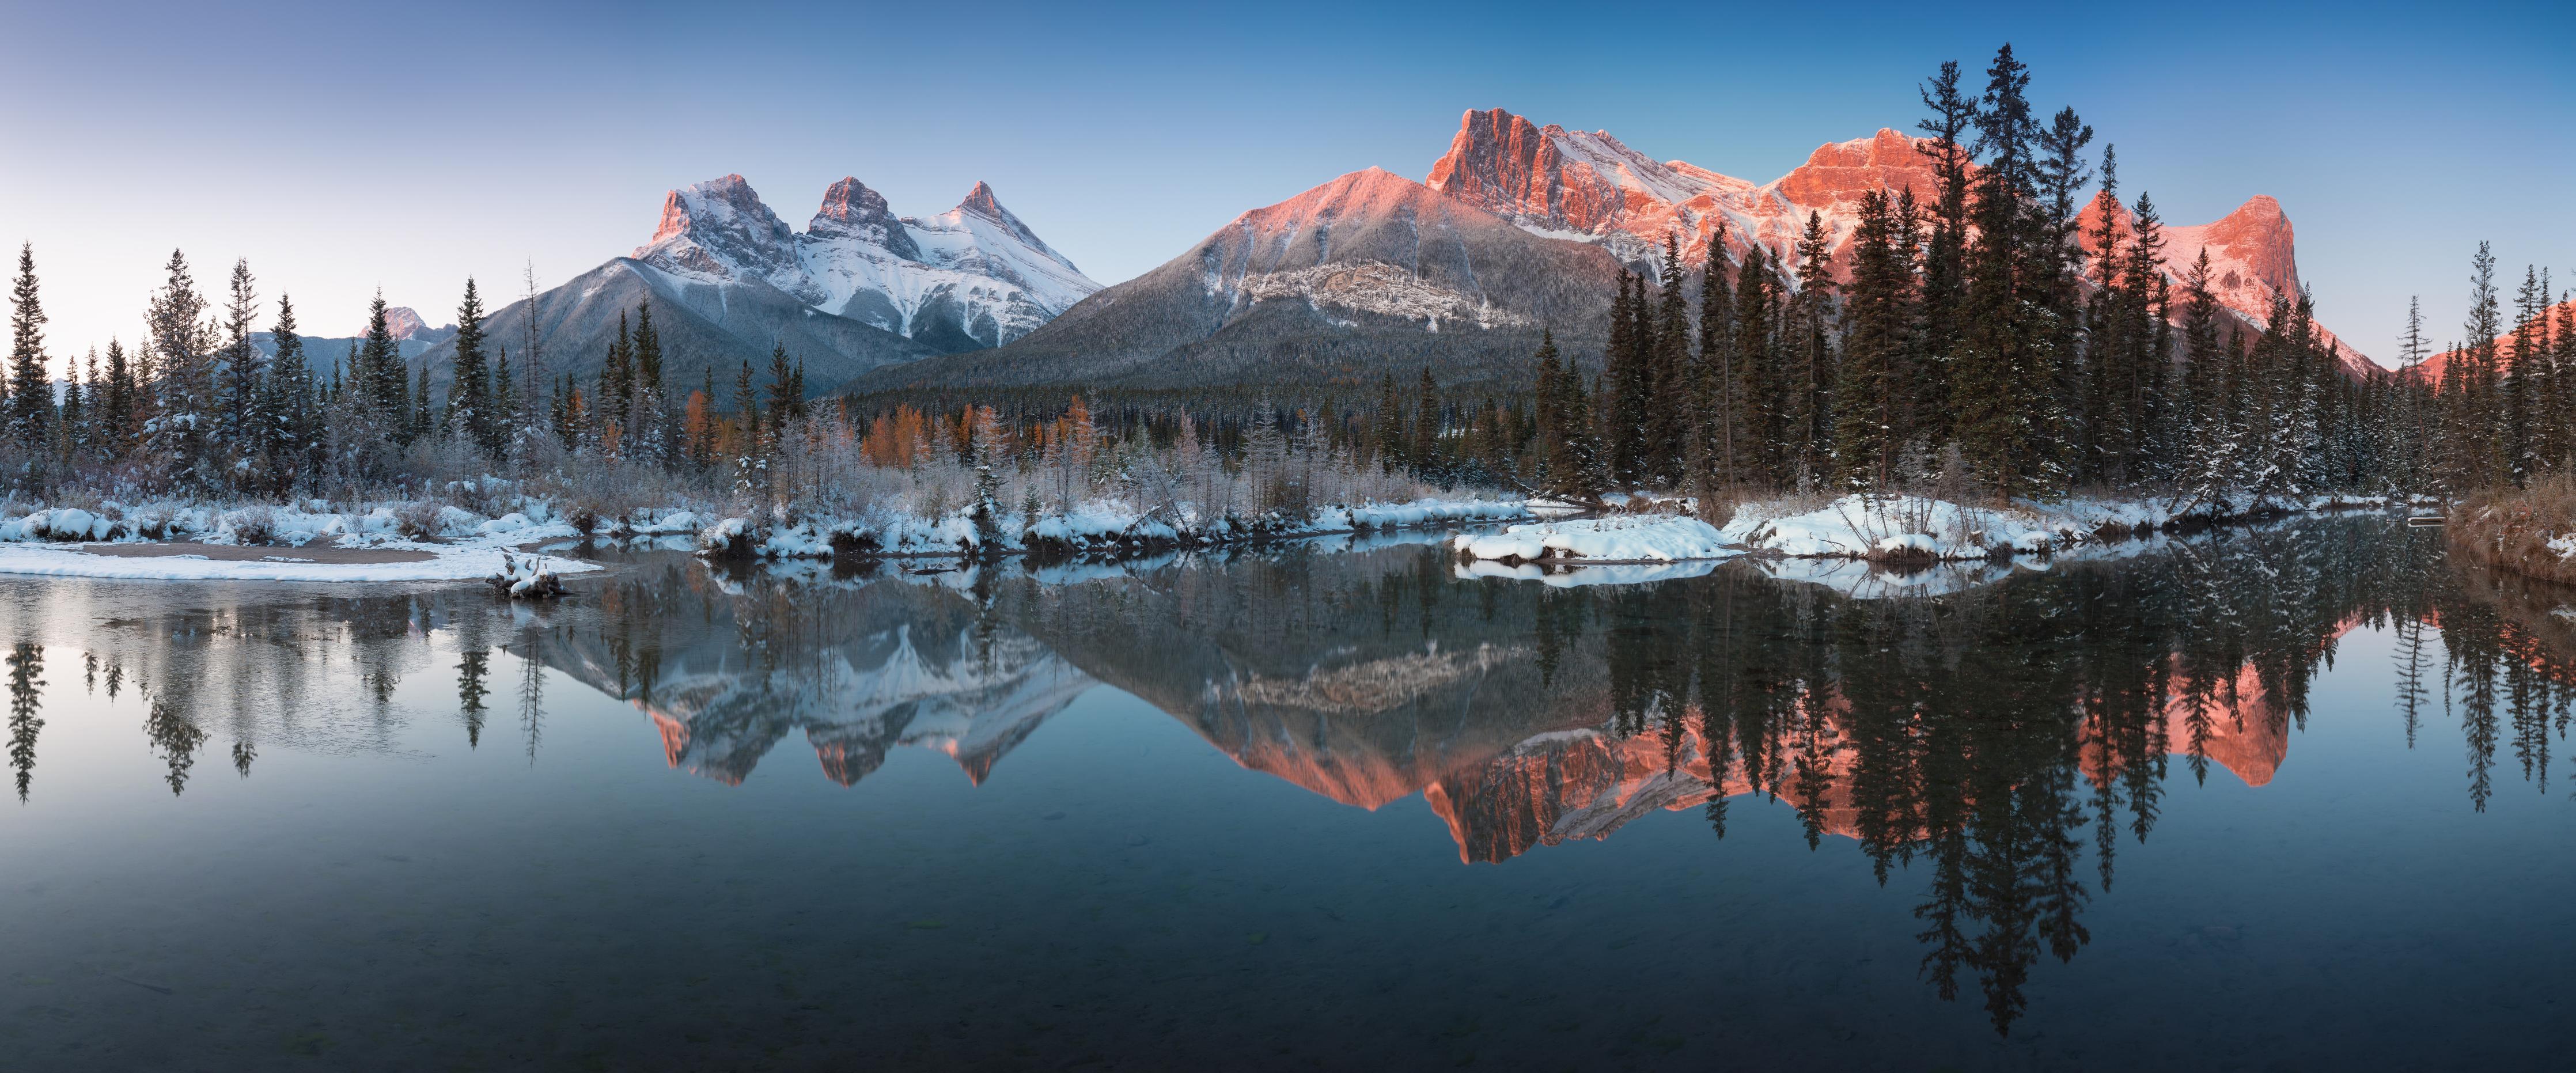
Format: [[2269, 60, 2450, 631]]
[[2, 517, 2571, 1071]]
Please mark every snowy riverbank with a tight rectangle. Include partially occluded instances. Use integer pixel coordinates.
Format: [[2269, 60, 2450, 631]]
[[1449, 492, 2408, 570], [695, 496, 1531, 559], [0, 493, 1531, 582]]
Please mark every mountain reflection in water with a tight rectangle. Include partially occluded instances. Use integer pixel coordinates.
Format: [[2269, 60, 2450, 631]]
[[4, 515, 2573, 1050]]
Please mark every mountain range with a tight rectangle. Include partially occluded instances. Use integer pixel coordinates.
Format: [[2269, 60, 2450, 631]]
[[412, 176, 1096, 398], [251, 305, 454, 369], [400, 107, 2370, 401], [855, 108, 2376, 396]]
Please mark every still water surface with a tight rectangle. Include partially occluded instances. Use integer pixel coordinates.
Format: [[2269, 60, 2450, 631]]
[[2, 518, 2571, 1071]]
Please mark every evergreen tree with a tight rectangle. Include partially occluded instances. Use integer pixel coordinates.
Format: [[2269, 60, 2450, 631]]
[[1691, 227, 1739, 498], [1787, 211, 1838, 483], [1532, 329, 1563, 487], [215, 258, 263, 478], [732, 359, 759, 456], [353, 290, 406, 465], [262, 295, 313, 488], [5, 242, 54, 453], [1373, 372, 1407, 471], [449, 277, 496, 456], [1733, 244, 1781, 486], [143, 249, 218, 487], [632, 297, 662, 397], [100, 338, 135, 456], [1948, 45, 2085, 499], [2457, 242, 2505, 488], [598, 312, 632, 455], [764, 342, 799, 430], [1833, 189, 1915, 490], [1650, 234, 1693, 486], [412, 363, 434, 444], [1605, 272, 1643, 484], [2506, 265, 2544, 478], [1412, 367, 1443, 481], [1914, 60, 1978, 447], [56, 353, 85, 465]]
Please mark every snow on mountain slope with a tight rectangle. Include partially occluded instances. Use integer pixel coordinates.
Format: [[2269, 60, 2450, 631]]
[[634, 174, 1099, 352]]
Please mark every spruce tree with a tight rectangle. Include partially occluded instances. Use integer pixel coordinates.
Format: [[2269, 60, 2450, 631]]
[[1691, 226, 1738, 498], [100, 338, 134, 457], [1787, 211, 1837, 483], [2108, 191, 2168, 481], [412, 363, 433, 445], [1651, 235, 1692, 486], [599, 312, 632, 454], [1413, 367, 1442, 481], [1914, 60, 1978, 447], [5, 243, 52, 453], [56, 354, 85, 465], [2506, 265, 2544, 479], [1604, 272, 1641, 484], [732, 359, 759, 456], [1833, 189, 1914, 491], [764, 342, 798, 428], [2460, 242, 2505, 487], [1733, 244, 1780, 486], [144, 249, 217, 487], [215, 258, 263, 477], [1532, 329, 1563, 488], [355, 291, 404, 463], [263, 295, 311, 490], [1373, 372, 1406, 472], [449, 277, 495, 456]]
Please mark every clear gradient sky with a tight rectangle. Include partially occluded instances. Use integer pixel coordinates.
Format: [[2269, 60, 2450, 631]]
[[3, 0, 2570, 373]]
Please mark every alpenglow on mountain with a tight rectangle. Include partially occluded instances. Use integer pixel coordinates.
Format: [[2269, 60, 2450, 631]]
[[635, 175, 1098, 352], [859, 107, 2372, 396]]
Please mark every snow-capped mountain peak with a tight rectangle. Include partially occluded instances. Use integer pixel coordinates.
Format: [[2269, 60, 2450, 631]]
[[807, 177, 919, 259], [632, 173, 1099, 352]]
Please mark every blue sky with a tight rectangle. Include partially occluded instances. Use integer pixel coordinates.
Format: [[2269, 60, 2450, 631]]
[[3, 0, 2570, 369]]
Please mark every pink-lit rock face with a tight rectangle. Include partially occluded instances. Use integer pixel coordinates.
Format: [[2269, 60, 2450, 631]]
[[1770, 128, 1946, 215], [1427, 109, 1946, 279], [2189, 195, 2300, 299], [1427, 107, 2376, 369], [378, 305, 436, 340]]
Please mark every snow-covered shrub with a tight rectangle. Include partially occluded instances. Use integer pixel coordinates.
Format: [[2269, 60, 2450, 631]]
[[393, 500, 446, 539], [223, 505, 278, 545]]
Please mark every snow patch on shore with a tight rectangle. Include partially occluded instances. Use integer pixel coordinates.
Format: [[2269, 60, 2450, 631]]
[[1453, 515, 1734, 564]]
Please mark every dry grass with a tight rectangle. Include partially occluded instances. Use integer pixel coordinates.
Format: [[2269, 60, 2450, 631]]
[[2450, 474, 2576, 586]]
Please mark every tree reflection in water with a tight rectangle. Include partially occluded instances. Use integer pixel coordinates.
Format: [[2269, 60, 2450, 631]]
[[9, 517, 2576, 1036]]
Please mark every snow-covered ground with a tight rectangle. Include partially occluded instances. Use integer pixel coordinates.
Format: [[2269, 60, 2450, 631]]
[[1453, 515, 1734, 564], [1717, 492, 2396, 562], [0, 502, 596, 583], [2, 493, 1529, 582], [703, 496, 1530, 559]]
